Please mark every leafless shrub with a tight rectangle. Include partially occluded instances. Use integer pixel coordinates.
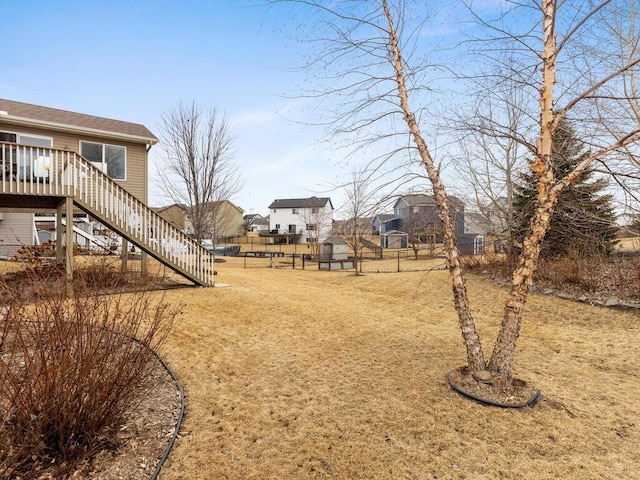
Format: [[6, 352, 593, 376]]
[[73, 256, 129, 291], [463, 250, 640, 302], [0, 270, 178, 479], [460, 253, 516, 279]]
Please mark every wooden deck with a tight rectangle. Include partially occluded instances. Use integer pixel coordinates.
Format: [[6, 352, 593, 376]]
[[0, 142, 215, 286]]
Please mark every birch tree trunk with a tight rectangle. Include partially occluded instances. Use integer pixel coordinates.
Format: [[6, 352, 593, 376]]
[[488, 0, 558, 377], [383, 0, 486, 372]]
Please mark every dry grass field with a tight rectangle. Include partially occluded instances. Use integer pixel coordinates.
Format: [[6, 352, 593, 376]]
[[147, 255, 640, 480]]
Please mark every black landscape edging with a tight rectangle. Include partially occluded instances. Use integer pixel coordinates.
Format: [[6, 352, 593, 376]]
[[447, 371, 542, 409], [132, 338, 185, 480]]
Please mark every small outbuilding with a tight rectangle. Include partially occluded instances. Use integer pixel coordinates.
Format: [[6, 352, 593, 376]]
[[457, 234, 485, 256], [319, 236, 349, 261], [380, 230, 409, 249]]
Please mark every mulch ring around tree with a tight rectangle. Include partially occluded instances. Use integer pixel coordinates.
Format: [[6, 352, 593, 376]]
[[447, 366, 542, 408]]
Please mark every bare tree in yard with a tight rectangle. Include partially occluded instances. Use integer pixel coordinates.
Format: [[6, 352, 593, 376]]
[[591, 2, 640, 207], [280, 0, 640, 385], [453, 70, 532, 256], [158, 102, 242, 244], [340, 169, 377, 273], [402, 209, 438, 260], [305, 208, 332, 258]]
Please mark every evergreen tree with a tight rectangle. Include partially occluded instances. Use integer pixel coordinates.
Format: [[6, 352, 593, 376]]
[[512, 119, 618, 258]]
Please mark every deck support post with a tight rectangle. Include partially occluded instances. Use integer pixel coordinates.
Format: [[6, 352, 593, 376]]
[[141, 251, 148, 278], [65, 197, 74, 284], [56, 202, 64, 264], [121, 238, 129, 273]]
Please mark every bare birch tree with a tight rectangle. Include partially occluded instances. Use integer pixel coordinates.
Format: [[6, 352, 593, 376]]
[[279, 0, 640, 384], [158, 102, 242, 244]]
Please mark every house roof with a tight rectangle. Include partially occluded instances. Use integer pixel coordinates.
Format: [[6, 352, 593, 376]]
[[154, 200, 244, 214], [323, 236, 347, 245], [268, 196, 333, 210], [207, 200, 244, 213], [374, 213, 398, 222], [155, 203, 189, 213], [244, 214, 269, 226], [465, 212, 495, 235], [0, 98, 158, 144], [396, 194, 464, 209]]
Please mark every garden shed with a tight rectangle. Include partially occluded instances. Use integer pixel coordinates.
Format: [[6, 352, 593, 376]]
[[319, 236, 349, 261], [457, 234, 485, 256], [381, 230, 408, 249]]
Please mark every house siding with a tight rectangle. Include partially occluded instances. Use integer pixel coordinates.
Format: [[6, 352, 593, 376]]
[[158, 205, 188, 232], [269, 202, 333, 243], [0, 212, 34, 258], [0, 121, 149, 202], [215, 202, 244, 238]]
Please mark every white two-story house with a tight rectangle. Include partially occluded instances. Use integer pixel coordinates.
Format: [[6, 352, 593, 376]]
[[267, 197, 333, 244]]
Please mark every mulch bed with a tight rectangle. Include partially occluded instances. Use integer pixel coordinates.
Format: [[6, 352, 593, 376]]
[[448, 366, 541, 407]]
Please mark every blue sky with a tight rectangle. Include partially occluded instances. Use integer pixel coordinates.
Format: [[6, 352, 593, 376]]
[[2, 0, 344, 215], [4, 0, 557, 217]]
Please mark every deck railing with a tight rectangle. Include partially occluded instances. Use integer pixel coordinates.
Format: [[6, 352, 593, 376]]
[[0, 142, 215, 286]]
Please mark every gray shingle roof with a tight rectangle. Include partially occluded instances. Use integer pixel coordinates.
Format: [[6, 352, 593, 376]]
[[268, 197, 333, 209], [375, 213, 398, 222], [0, 98, 157, 143], [398, 194, 464, 208]]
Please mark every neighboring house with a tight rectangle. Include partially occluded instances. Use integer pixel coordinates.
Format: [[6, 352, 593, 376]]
[[0, 98, 216, 286], [208, 200, 244, 239], [155, 200, 244, 239], [464, 212, 495, 236], [393, 194, 465, 236], [267, 196, 334, 244], [372, 213, 400, 235], [243, 213, 269, 233], [156, 204, 193, 234], [333, 217, 373, 236]]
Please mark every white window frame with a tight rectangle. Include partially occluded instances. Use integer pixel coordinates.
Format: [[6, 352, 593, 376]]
[[1, 131, 53, 179], [79, 140, 127, 181]]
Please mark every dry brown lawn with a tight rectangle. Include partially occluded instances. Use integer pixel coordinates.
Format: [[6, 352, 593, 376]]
[[146, 255, 640, 480]]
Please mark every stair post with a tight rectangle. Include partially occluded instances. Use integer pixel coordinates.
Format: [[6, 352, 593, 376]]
[[65, 197, 74, 285], [56, 201, 64, 265]]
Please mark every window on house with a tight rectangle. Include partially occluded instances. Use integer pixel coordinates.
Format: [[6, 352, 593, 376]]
[[311, 207, 318, 214], [306, 223, 316, 231], [1, 131, 53, 180], [80, 141, 126, 180], [292, 208, 299, 214], [275, 224, 280, 229], [273, 209, 277, 213]]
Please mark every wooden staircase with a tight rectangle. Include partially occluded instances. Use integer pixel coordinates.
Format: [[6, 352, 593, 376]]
[[359, 236, 383, 258], [0, 143, 215, 286]]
